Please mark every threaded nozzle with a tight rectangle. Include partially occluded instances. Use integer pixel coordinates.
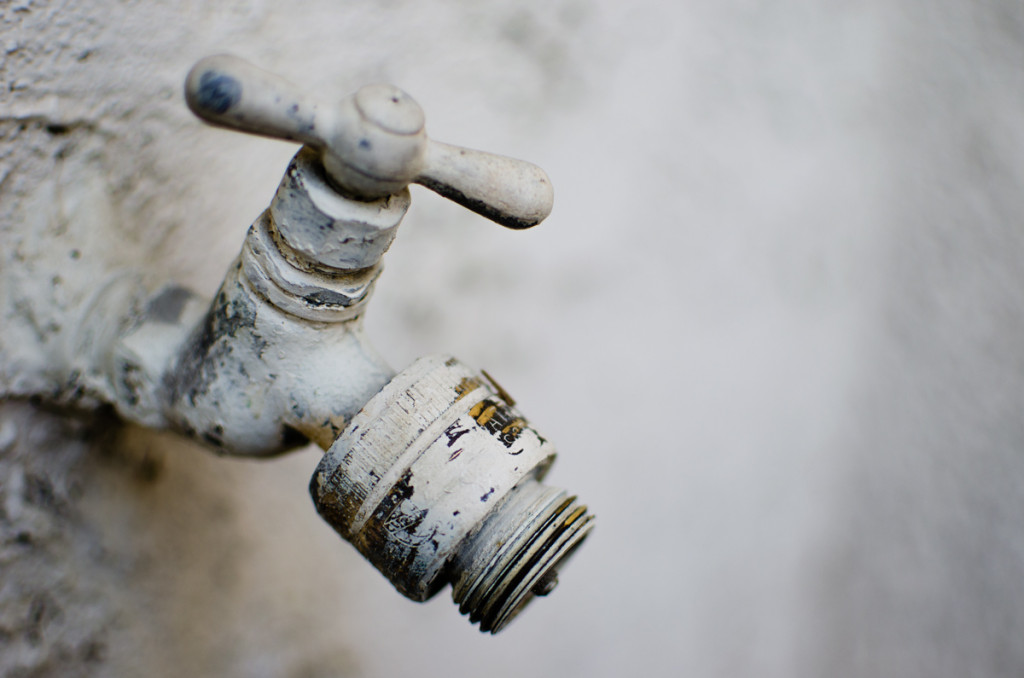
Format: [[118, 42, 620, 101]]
[[451, 480, 595, 633]]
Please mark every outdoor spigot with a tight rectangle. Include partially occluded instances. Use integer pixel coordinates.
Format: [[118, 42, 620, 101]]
[[86, 54, 592, 634]]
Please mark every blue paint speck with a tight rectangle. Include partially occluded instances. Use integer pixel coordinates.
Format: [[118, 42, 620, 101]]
[[196, 71, 241, 115]]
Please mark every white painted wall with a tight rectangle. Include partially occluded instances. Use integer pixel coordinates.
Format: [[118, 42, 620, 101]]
[[3, 1, 1024, 676]]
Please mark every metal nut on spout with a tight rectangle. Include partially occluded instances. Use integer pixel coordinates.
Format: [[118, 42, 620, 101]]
[[310, 355, 594, 633]]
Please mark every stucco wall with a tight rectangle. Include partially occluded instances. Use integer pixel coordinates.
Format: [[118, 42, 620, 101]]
[[3, 1, 1024, 676]]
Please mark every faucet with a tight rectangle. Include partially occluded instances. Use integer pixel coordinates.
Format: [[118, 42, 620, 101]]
[[69, 55, 593, 634]]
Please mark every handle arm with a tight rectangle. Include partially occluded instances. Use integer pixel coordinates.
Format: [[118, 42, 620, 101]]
[[417, 141, 553, 229], [185, 54, 324, 148]]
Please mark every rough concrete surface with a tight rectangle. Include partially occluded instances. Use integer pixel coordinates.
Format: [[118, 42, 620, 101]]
[[3, 1, 1024, 676]]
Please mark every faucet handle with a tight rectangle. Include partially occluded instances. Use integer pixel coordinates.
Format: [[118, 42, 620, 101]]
[[185, 55, 553, 229]]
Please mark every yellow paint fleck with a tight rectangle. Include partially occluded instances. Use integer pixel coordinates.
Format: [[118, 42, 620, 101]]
[[454, 377, 482, 401], [501, 418, 525, 435], [476, 404, 498, 426]]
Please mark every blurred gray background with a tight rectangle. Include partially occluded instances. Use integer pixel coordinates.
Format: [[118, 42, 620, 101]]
[[2, 1, 1024, 676]]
